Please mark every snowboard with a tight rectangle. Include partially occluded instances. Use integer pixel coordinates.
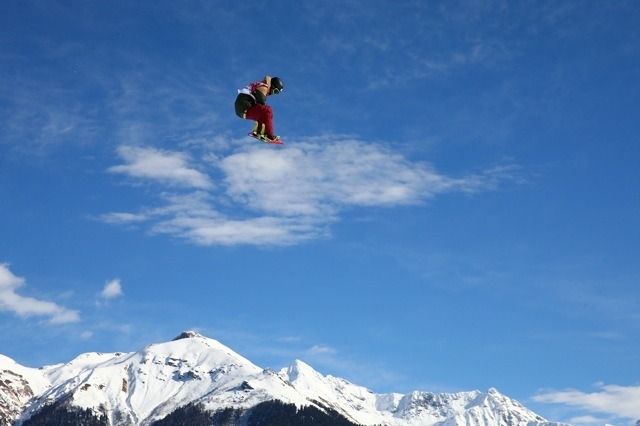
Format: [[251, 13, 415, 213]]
[[247, 132, 284, 145]]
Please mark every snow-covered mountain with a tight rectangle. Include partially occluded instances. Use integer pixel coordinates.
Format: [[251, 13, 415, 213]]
[[0, 331, 566, 426]]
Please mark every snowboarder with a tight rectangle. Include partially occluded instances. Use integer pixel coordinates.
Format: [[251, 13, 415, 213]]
[[235, 76, 284, 143]]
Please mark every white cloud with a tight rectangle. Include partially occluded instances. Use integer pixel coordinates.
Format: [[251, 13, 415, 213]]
[[533, 383, 640, 421], [0, 263, 80, 324], [102, 137, 523, 246], [142, 191, 326, 246], [108, 145, 213, 189], [277, 336, 302, 343], [218, 140, 449, 217], [153, 214, 324, 247], [567, 415, 611, 425], [80, 331, 94, 340], [307, 344, 338, 356], [99, 212, 150, 225], [100, 279, 123, 300]]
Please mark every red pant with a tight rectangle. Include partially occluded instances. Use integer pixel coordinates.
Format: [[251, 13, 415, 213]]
[[244, 104, 274, 136]]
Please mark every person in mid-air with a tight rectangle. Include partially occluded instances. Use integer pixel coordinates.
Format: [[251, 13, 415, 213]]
[[235, 76, 284, 143]]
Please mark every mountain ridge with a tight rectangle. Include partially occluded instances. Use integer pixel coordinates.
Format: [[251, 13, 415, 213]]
[[0, 331, 568, 426]]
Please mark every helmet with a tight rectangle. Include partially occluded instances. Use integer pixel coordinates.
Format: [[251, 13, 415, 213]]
[[270, 77, 284, 95]]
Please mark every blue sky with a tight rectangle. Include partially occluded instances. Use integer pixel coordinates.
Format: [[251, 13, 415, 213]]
[[1, 1, 639, 424]]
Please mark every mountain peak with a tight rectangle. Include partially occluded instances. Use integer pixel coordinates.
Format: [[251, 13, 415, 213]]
[[172, 330, 204, 341], [291, 359, 313, 371], [283, 359, 317, 382]]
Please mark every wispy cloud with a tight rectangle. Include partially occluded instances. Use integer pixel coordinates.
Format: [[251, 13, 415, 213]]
[[108, 145, 213, 189], [299, 341, 406, 391], [0, 263, 80, 324], [533, 383, 640, 422], [100, 136, 525, 246], [80, 331, 94, 340], [307, 344, 338, 356]]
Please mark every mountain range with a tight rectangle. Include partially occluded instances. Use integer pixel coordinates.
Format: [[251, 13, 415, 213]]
[[0, 331, 567, 426]]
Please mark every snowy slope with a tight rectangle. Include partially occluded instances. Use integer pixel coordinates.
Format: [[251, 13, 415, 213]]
[[0, 331, 566, 426], [0, 354, 49, 425]]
